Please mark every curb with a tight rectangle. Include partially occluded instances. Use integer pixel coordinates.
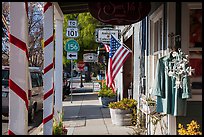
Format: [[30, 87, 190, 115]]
[[29, 123, 43, 135]]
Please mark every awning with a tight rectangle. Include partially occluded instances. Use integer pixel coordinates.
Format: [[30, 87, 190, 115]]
[[58, 2, 89, 14]]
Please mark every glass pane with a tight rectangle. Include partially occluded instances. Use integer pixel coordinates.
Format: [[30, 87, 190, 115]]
[[189, 9, 202, 48]]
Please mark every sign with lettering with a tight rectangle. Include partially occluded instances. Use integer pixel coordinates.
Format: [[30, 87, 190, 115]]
[[83, 53, 98, 62], [67, 52, 78, 60], [65, 39, 80, 52], [68, 20, 77, 27], [88, 2, 151, 25], [66, 28, 79, 38], [95, 28, 120, 43]]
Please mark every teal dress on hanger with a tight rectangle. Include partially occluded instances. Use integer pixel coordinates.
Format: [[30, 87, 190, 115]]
[[152, 53, 192, 116]]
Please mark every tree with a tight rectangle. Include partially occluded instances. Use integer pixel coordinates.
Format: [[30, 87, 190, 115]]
[[27, 2, 44, 67], [2, 2, 44, 67], [63, 12, 103, 67], [2, 2, 10, 66]]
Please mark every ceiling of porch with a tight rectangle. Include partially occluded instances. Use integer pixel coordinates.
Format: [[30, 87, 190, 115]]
[[58, 2, 89, 14]]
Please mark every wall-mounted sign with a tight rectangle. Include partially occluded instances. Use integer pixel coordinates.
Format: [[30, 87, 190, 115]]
[[88, 2, 151, 25], [65, 39, 80, 52], [83, 53, 98, 62], [95, 28, 120, 43]]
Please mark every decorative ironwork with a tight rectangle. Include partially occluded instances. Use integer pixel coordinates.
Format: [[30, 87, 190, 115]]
[[165, 48, 194, 89]]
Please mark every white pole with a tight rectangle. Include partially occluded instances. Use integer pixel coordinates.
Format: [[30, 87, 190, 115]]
[[9, 2, 29, 135], [70, 60, 73, 103], [43, 2, 54, 135], [54, 18, 63, 119]]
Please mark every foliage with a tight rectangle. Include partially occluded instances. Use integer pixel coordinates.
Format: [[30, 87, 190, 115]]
[[2, 2, 44, 67], [53, 111, 67, 135], [108, 98, 137, 110], [178, 120, 202, 135], [98, 84, 116, 98], [63, 12, 103, 66], [130, 109, 167, 135], [129, 109, 147, 135], [131, 107, 137, 126]]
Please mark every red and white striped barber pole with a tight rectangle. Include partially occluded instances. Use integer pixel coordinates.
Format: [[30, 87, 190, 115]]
[[43, 2, 55, 135], [8, 2, 29, 135]]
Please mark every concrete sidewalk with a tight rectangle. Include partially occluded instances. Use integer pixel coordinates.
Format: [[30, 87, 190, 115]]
[[30, 91, 135, 135], [63, 91, 135, 135]]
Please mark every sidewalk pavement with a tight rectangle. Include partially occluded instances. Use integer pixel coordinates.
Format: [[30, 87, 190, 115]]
[[30, 90, 135, 135]]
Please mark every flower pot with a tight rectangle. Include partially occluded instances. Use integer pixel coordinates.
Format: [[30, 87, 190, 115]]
[[101, 96, 116, 108], [109, 108, 133, 126]]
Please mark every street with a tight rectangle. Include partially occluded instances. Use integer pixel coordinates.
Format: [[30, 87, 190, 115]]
[[2, 81, 98, 135], [2, 110, 43, 135]]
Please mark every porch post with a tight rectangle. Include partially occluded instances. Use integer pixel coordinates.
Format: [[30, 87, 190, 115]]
[[8, 2, 29, 135], [43, 2, 54, 135], [54, 18, 63, 117]]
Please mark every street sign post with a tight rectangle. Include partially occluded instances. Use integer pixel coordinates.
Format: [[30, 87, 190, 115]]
[[77, 61, 85, 71], [67, 52, 78, 60], [67, 20, 79, 38], [66, 28, 79, 38], [77, 61, 85, 88], [68, 20, 77, 27], [65, 39, 80, 52]]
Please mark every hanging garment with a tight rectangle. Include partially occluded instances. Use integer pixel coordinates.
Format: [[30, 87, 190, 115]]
[[152, 53, 192, 116]]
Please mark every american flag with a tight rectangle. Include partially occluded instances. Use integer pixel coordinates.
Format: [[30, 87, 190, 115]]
[[103, 43, 110, 52], [106, 35, 131, 91]]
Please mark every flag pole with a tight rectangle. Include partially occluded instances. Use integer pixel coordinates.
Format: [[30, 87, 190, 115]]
[[111, 34, 132, 53]]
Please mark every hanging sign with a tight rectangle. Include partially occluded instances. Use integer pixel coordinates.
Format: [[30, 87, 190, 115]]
[[88, 2, 151, 25], [83, 53, 98, 62], [95, 28, 120, 43]]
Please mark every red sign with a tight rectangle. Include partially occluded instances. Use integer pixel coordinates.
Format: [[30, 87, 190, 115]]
[[88, 2, 151, 25], [77, 61, 85, 71]]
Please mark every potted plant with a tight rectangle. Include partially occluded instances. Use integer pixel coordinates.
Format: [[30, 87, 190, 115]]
[[98, 84, 116, 107], [108, 98, 137, 126], [53, 111, 68, 135]]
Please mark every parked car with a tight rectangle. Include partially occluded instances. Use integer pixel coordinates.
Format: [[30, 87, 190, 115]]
[[2, 66, 43, 122]]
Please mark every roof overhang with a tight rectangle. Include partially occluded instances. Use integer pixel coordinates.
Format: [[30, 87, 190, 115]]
[[57, 2, 89, 14]]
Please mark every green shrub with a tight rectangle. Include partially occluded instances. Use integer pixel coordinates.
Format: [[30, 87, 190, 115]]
[[108, 98, 137, 110], [98, 84, 116, 98], [53, 111, 67, 135]]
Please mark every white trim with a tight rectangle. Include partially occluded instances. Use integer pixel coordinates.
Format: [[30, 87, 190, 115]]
[[53, 2, 64, 21], [166, 2, 177, 135], [181, 2, 202, 101], [54, 19, 63, 120], [123, 26, 133, 41]]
